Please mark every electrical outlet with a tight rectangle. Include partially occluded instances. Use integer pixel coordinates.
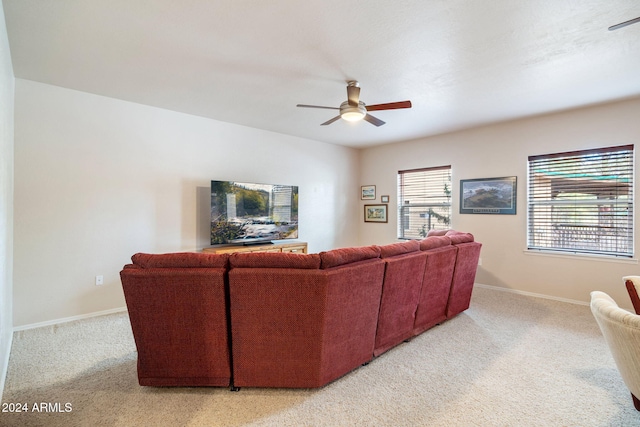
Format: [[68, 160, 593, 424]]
[[95, 275, 104, 286], [478, 258, 482, 266]]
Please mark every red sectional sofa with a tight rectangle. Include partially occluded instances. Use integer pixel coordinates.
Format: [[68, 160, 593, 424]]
[[413, 236, 458, 334], [426, 230, 483, 318], [120, 252, 232, 386], [228, 246, 384, 388], [374, 240, 426, 356], [120, 230, 481, 389]]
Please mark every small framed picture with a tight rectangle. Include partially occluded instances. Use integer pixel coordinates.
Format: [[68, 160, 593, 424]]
[[364, 204, 388, 223], [381, 195, 389, 203], [361, 185, 376, 200]]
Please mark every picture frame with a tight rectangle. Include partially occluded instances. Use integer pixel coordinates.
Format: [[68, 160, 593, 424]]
[[361, 185, 376, 200], [364, 204, 388, 223], [460, 176, 517, 215], [381, 195, 389, 203]]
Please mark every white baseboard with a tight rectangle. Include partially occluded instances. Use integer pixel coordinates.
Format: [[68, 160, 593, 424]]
[[475, 283, 589, 306], [13, 306, 128, 332]]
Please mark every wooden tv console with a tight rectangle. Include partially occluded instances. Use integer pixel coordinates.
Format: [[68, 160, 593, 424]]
[[202, 241, 307, 255]]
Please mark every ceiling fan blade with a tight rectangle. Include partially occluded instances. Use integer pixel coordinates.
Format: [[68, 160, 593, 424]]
[[320, 115, 342, 126], [347, 83, 360, 107], [363, 114, 385, 127], [608, 16, 640, 31], [297, 104, 340, 110], [365, 101, 412, 112]]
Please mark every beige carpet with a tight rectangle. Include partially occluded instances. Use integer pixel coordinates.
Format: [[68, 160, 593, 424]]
[[1, 286, 639, 426]]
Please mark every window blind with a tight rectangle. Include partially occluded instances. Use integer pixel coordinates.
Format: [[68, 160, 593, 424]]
[[527, 145, 634, 257], [397, 166, 452, 239]]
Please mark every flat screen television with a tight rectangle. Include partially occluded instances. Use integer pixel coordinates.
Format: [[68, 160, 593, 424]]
[[210, 180, 299, 245]]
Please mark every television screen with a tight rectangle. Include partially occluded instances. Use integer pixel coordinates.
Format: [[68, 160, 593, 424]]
[[210, 180, 299, 245]]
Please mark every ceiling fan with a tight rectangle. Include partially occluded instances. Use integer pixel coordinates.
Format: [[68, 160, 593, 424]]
[[296, 81, 412, 127], [608, 16, 640, 31]]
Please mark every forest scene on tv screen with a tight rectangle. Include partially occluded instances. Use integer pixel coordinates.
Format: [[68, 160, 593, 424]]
[[211, 181, 298, 244]]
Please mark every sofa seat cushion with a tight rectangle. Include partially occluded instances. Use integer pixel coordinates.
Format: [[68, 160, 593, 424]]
[[319, 245, 381, 269], [379, 240, 420, 258], [131, 252, 229, 268], [230, 252, 321, 269], [419, 235, 451, 250]]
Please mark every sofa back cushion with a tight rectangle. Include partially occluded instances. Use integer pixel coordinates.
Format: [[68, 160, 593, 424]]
[[229, 252, 321, 269], [378, 240, 420, 258], [446, 231, 475, 244], [319, 245, 381, 269], [131, 252, 229, 268], [419, 236, 451, 251], [425, 230, 475, 244]]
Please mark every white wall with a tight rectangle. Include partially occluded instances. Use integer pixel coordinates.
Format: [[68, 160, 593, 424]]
[[359, 97, 640, 307], [13, 79, 361, 327], [0, 1, 14, 401], [11, 76, 640, 327]]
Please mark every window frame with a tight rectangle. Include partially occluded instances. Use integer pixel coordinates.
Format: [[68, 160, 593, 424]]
[[397, 165, 452, 240], [526, 144, 634, 258]]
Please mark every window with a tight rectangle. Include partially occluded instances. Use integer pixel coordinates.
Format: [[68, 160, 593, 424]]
[[527, 145, 634, 257], [398, 166, 452, 239]]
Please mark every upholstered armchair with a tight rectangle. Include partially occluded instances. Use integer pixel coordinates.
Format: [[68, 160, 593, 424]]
[[590, 291, 640, 411]]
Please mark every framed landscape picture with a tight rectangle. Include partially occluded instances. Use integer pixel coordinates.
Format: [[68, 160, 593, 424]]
[[361, 185, 376, 200], [364, 204, 388, 222], [460, 176, 517, 214]]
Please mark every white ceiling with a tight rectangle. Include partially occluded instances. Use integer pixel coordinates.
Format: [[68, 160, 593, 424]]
[[3, 0, 640, 148]]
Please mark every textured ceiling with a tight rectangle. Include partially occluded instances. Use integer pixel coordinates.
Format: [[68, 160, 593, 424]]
[[3, 0, 640, 148]]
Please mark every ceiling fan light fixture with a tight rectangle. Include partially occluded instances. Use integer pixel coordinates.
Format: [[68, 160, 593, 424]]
[[339, 101, 366, 122], [341, 110, 366, 122]]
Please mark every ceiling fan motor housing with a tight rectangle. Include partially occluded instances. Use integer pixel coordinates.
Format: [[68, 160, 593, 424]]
[[340, 101, 367, 121]]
